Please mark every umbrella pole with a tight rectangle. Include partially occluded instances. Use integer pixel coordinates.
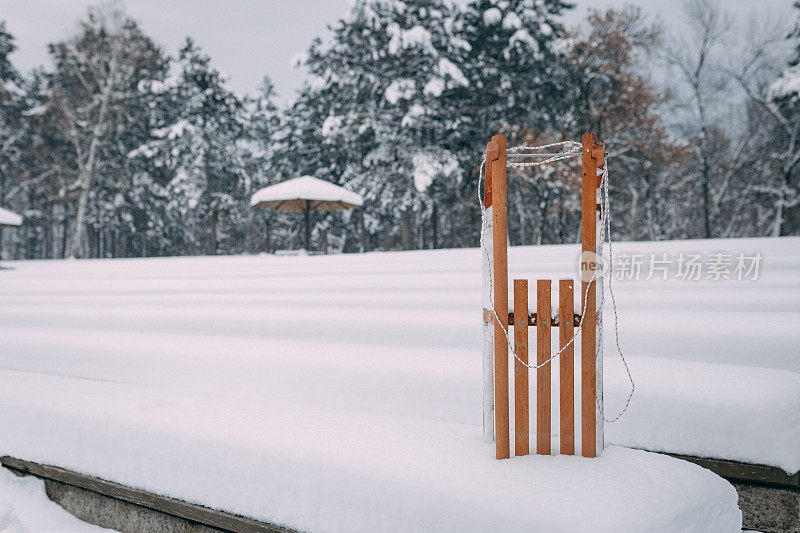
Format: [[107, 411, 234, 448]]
[[304, 202, 310, 251]]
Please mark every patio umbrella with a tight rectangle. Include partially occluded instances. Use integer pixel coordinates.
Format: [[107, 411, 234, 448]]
[[250, 176, 364, 251], [0, 207, 22, 265], [0, 207, 22, 229]]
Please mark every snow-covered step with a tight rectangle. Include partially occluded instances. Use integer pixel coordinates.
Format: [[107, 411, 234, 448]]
[[0, 370, 741, 532]]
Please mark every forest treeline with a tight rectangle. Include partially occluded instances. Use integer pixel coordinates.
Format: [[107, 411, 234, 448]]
[[0, 0, 799, 259]]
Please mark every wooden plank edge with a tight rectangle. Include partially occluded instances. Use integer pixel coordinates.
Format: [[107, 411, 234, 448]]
[[0, 456, 297, 533], [662, 453, 800, 490]]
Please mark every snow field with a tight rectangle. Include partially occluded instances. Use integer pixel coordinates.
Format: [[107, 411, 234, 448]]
[[0, 236, 796, 530]]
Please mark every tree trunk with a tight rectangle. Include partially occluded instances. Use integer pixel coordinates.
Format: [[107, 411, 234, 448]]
[[44, 202, 53, 259], [772, 190, 785, 238], [516, 197, 526, 246], [87, 228, 95, 258], [775, 160, 797, 237], [304, 206, 311, 251], [701, 161, 712, 238], [203, 135, 217, 255], [70, 116, 109, 257], [628, 187, 640, 240], [68, 58, 117, 258], [431, 203, 438, 249], [536, 187, 549, 245], [264, 218, 271, 253], [60, 214, 69, 259], [209, 209, 218, 255], [400, 209, 413, 250], [360, 208, 367, 253]]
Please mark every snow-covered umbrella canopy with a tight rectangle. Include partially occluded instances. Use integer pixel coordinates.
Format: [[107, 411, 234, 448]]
[[0, 207, 22, 228], [251, 176, 364, 251], [250, 176, 363, 212]]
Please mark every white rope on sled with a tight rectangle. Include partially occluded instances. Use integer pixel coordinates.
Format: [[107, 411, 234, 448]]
[[507, 140, 581, 153], [507, 142, 581, 169], [477, 144, 635, 422], [597, 163, 635, 423]]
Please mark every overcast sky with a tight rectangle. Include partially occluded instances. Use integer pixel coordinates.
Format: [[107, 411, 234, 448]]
[[0, 0, 794, 100]]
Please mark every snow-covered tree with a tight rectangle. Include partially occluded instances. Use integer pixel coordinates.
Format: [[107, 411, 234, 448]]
[[3, 0, 798, 257], [0, 20, 23, 208], [131, 39, 248, 255], [248, 78, 282, 176], [758, 2, 800, 235], [724, 1, 800, 237], [458, 0, 572, 139], [0, 21, 25, 258], [246, 77, 297, 252], [449, 0, 574, 247], [27, 5, 168, 257], [298, 0, 468, 250]]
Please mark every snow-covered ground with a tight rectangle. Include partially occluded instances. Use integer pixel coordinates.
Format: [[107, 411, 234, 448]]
[[0, 467, 110, 532], [0, 236, 796, 531]]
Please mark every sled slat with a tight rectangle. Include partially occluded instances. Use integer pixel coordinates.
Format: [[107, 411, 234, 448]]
[[537, 279, 551, 455], [559, 279, 575, 455], [514, 279, 529, 456]]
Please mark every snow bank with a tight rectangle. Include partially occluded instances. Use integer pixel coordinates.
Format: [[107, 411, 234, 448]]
[[0, 467, 109, 532], [606, 357, 800, 473], [0, 503, 27, 533], [0, 370, 740, 532]]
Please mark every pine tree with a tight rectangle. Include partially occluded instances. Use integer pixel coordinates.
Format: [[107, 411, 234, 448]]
[[0, 21, 24, 258], [133, 38, 248, 255], [298, 0, 468, 250], [0, 20, 22, 207], [458, 0, 573, 140], [246, 76, 286, 252], [451, 0, 575, 247]]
